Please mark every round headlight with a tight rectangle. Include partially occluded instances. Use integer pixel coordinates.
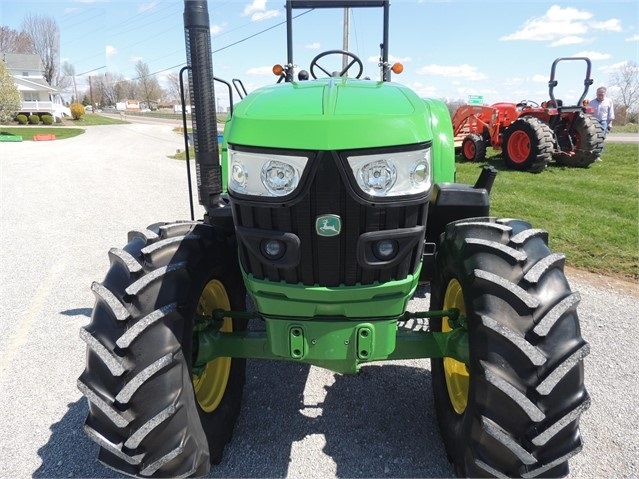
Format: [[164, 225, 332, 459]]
[[358, 160, 396, 195], [410, 160, 430, 187], [261, 160, 299, 196], [230, 161, 248, 191]]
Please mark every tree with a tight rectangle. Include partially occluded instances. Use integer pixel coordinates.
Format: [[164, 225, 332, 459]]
[[0, 26, 34, 53], [96, 72, 126, 106], [21, 13, 60, 85], [609, 61, 639, 124], [57, 61, 75, 90], [0, 60, 22, 123], [166, 71, 190, 104], [134, 60, 163, 109]]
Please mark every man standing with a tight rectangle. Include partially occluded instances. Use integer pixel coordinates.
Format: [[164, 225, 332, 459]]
[[590, 86, 615, 135]]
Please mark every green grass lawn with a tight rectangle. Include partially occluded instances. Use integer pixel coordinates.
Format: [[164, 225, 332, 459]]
[[455, 142, 639, 280], [69, 113, 128, 126], [1, 113, 127, 141], [0, 126, 85, 140]]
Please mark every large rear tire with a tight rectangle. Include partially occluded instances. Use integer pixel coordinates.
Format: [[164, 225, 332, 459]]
[[503, 117, 554, 173], [430, 217, 590, 478], [555, 113, 605, 167], [78, 221, 247, 477]]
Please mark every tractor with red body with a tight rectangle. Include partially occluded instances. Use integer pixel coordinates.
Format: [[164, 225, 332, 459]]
[[453, 57, 605, 173]]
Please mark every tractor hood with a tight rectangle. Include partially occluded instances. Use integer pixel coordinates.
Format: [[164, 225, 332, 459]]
[[225, 78, 438, 150]]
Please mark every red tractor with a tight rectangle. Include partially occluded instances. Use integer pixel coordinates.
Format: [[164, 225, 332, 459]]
[[452, 57, 605, 173]]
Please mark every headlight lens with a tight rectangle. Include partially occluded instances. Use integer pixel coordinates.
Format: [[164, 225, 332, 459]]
[[347, 147, 432, 197], [261, 160, 299, 196], [357, 160, 397, 195], [228, 148, 308, 197]]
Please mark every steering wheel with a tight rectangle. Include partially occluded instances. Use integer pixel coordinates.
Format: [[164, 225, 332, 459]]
[[516, 99, 539, 108], [309, 50, 364, 79]]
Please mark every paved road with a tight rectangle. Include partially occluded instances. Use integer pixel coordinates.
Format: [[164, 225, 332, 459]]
[[606, 132, 639, 143], [0, 123, 637, 478]]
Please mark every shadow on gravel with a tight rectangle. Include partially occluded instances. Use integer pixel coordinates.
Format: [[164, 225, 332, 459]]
[[36, 333, 451, 478], [34, 399, 115, 478], [212, 360, 452, 478], [60, 307, 92, 317]]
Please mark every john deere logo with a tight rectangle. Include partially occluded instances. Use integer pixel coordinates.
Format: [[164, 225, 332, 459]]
[[316, 215, 341, 237]]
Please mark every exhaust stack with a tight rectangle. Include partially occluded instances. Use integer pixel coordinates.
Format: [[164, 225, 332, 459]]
[[183, 0, 223, 210]]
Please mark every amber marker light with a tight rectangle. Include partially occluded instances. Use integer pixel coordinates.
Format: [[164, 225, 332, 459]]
[[272, 64, 285, 76], [391, 63, 404, 74]]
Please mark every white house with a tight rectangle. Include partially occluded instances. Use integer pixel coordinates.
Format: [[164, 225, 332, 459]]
[[1, 52, 71, 120]]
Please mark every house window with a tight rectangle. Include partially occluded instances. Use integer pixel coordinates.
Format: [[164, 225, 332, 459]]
[[23, 92, 39, 101]]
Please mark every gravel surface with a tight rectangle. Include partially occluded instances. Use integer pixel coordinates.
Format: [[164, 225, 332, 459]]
[[0, 122, 637, 478]]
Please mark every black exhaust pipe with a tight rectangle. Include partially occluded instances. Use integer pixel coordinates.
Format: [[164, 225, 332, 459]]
[[184, 0, 223, 210]]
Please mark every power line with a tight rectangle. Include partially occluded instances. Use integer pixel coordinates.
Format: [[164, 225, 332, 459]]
[[123, 9, 314, 82]]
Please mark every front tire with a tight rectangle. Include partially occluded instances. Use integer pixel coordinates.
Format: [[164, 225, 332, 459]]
[[78, 221, 247, 477], [461, 133, 487, 162], [430, 217, 590, 478], [503, 117, 554, 173]]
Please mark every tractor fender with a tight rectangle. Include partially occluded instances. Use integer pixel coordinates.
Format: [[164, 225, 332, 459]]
[[422, 98, 455, 184]]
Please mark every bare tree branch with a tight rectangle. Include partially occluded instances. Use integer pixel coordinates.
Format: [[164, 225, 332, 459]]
[[609, 61, 639, 117], [166, 71, 189, 104], [134, 60, 163, 109], [0, 26, 34, 53], [21, 13, 60, 85]]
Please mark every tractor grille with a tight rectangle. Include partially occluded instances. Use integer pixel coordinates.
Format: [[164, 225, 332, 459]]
[[231, 152, 427, 287]]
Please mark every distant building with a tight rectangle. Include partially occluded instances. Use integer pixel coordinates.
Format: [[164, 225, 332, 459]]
[[1, 52, 70, 121]]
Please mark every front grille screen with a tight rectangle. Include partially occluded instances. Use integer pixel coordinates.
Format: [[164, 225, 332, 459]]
[[231, 153, 427, 286]]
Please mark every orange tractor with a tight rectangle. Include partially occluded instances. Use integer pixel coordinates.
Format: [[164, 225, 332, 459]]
[[452, 57, 605, 173]]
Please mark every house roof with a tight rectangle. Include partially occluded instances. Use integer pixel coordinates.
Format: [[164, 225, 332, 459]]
[[13, 76, 60, 93], [1, 52, 43, 72]]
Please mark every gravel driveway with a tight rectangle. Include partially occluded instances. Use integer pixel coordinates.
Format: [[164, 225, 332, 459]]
[[0, 122, 637, 478]]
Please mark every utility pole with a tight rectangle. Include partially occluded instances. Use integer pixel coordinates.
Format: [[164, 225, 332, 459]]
[[342, 7, 349, 73], [89, 75, 94, 111]]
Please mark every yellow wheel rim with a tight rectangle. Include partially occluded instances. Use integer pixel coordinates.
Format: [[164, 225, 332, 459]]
[[443, 279, 469, 414], [192, 279, 233, 413]]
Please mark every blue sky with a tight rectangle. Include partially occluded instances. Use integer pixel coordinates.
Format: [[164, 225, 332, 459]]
[[1, 0, 637, 108]]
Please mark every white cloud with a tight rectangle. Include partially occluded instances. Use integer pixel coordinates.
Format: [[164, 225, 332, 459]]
[[305, 42, 321, 50], [389, 54, 411, 63], [503, 77, 525, 86], [573, 51, 611, 61], [599, 60, 630, 73], [367, 54, 411, 63], [550, 36, 586, 47], [416, 64, 487, 81], [591, 19, 622, 32], [500, 5, 620, 46], [130, 56, 144, 62], [409, 82, 437, 97], [532, 74, 548, 83], [138, 2, 158, 13], [246, 66, 276, 76], [626, 34, 639, 42], [501, 6, 590, 42], [106, 45, 117, 57], [211, 23, 227, 35], [243, 0, 279, 21]]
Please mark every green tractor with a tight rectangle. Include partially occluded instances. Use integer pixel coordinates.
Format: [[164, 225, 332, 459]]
[[78, 1, 590, 477]]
